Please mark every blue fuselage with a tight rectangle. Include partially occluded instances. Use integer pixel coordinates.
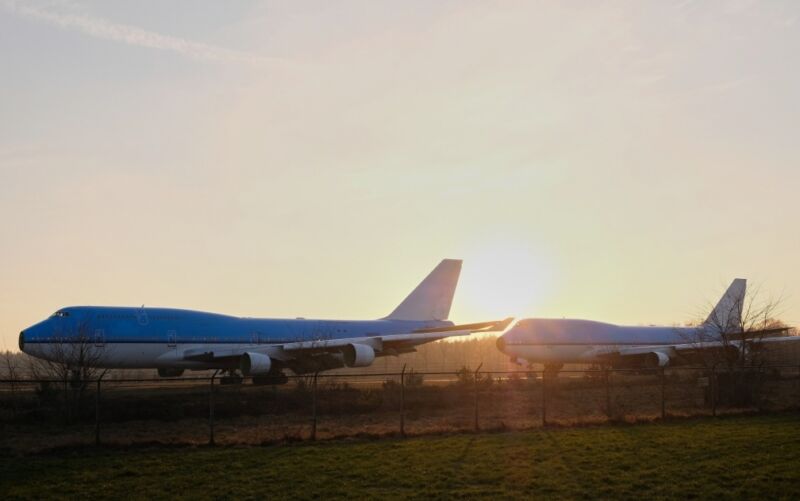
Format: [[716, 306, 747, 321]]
[[20, 306, 450, 369]]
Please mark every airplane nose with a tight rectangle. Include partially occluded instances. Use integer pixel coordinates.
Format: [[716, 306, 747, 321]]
[[19, 331, 25, 351]]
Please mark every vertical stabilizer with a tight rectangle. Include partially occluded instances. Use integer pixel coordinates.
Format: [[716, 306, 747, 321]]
[[384, 259, 462, 321], [704, 278, 747, 333]]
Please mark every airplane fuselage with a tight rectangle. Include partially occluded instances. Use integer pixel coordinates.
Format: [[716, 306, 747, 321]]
[[20, 306, 450, 371], [496, 278, 800, 370], [497, 318, 699, 365]]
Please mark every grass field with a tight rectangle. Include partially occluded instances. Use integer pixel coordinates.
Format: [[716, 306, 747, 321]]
[[2, 414, 799, 499]]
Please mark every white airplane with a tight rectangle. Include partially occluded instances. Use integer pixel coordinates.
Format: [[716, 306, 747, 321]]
[[496, 279, 796, 372]]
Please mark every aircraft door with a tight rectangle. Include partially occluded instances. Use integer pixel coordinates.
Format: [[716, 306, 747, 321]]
[[167, 330, 177, 348]]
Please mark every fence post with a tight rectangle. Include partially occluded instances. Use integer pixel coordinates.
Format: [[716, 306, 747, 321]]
[[711, 365, 717, 417], [474, 363, 483, 432], [311, 372, 318, 441], [63, 375, 69, 425], [209, 370, 219, 446], [94, 372, 105, 446], [660, 368, 666, 420], [8, 375, 18, 419], [604, 368, 611, 418], [400, 364, 406, 437], [756, 367, 764, 413], [541, 370, 547, 427]]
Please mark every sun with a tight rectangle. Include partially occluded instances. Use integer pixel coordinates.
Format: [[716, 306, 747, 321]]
[[455, 242, 555, 322]]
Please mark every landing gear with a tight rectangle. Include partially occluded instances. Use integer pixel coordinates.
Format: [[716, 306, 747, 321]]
[[220, 369, 244, 385]]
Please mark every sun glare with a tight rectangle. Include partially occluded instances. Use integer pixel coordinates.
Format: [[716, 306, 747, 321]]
[[457, 242, 556, 321]]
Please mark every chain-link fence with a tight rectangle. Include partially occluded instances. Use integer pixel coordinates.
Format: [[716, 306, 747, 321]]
[[2, 365, 799, 452]]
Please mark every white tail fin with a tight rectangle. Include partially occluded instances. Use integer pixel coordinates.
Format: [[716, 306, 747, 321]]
[[704, 278, 747, 333], [384, 259, 462, 321]]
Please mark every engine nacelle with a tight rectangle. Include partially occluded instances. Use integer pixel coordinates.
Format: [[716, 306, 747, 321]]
[[342, 343, 376, 368], [645, 351, 670, 368], [240, 352, 272, 376]]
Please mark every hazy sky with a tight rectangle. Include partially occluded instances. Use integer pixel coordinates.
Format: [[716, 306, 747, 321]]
[[2, 0, 799, 350]]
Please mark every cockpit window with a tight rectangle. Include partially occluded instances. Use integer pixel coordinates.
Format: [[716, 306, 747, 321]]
[[51, 311, 70, 318]]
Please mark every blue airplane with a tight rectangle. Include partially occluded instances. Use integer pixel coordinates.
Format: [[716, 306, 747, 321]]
[[20, 259, 511, 383], [497, 278, 796, 373]]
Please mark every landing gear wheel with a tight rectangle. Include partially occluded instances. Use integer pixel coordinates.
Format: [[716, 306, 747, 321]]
[[220, 370, 243, 385]]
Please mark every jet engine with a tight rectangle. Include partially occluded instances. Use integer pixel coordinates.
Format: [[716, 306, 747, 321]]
[[645, 351, 670, 368], [342, 343, 375, 368], [240, 352, 272, 376]]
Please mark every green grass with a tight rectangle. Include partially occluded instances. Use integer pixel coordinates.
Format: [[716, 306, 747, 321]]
[[2, 414, 799, 500]]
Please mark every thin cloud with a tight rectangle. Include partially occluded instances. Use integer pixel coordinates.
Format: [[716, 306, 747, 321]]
[[3, 0, 274, 66]]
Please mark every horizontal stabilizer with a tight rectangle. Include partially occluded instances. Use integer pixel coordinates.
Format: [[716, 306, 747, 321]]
[[412, 317, 514, 334]]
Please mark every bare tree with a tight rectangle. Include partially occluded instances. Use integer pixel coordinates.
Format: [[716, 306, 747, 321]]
[[682, 283, 789, 406], [1, 349, 22, 418], [694, 286, 785, 370], [1, 349, 20, 378], [27, 322, 107, 382], [25, 320, 109, 422], [433, 339, 450, 371]]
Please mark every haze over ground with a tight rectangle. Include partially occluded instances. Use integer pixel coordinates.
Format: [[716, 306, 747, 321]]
[[2, 1, 799, 350]]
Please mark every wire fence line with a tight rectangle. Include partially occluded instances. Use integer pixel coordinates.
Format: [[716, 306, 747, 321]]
[[3, 363, 798, 382], [2, 365, 799, 452]]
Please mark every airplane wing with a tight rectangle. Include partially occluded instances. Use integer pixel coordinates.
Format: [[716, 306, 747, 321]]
[[179, 332, 468, 366], [411, 317, 514, 334], [276, 330, 470, 356], [181, 317, 513, 371], [277, 317, 512, 354], [590, 332, 800, 367]]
